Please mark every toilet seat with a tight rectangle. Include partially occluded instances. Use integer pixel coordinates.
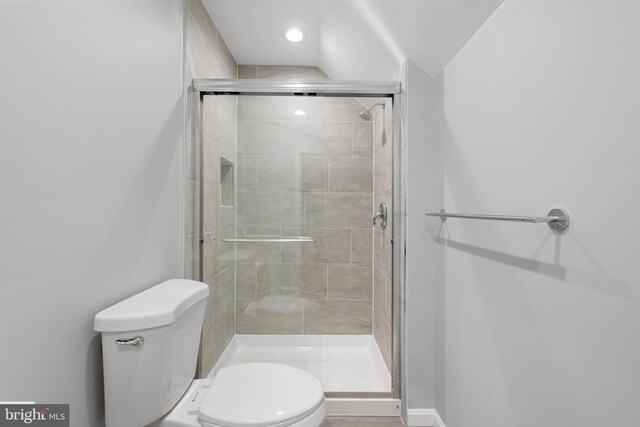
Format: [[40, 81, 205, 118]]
[[198, 363, 325, 427]]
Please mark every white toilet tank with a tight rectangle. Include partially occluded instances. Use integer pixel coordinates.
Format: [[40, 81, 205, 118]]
[[94, 279, 209, 427]]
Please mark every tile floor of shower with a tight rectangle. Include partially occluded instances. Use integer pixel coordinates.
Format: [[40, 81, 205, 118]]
[[209, 334, 391, 393]]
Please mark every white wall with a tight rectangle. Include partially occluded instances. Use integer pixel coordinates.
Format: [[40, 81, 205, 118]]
[[433, 0, 640, 426], [402, 60, 436, 413], [0, 1, 185, 426]]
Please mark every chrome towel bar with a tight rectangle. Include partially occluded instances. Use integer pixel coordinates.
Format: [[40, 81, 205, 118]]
[[220, 237, 317, 243], [426, 208, 570, 232]]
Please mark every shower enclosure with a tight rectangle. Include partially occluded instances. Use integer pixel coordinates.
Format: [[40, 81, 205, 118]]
[[188, 73, 402, 414]]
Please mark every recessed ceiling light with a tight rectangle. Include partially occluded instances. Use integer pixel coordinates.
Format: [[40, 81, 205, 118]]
[[294, 110, 306, 116], [284, 28, 304, 43]]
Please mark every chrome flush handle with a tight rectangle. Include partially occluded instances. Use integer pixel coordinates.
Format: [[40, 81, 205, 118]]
[[115, 336, 144, 346], [373, 202, 387, 228]]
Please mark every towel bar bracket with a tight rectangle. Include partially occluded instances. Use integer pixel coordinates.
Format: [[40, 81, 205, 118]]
[[547, 208, 570, 232]]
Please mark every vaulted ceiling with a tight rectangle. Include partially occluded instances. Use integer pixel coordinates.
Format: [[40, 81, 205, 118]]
[[202, 0, 503, 80]]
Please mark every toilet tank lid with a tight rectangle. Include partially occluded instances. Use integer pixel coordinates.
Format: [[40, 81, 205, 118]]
[[94, 279, 209, 332]]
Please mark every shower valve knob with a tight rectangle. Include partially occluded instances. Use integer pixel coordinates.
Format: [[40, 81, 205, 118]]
[[373, 202, 388, 228]]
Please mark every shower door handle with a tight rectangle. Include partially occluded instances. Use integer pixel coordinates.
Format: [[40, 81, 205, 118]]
[[373, 202, 387, 228]]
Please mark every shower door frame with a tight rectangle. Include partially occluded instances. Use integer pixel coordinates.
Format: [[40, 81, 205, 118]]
[[193, 79, 403, 401]]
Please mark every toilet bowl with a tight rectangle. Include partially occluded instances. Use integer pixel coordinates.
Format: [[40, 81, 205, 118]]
[[94, 279, 325, 427]]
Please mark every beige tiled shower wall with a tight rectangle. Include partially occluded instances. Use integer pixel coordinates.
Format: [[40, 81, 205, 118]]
[[235, 65, 376, 335], [373, 99, 394, 371], [184, 0, 237, 376]]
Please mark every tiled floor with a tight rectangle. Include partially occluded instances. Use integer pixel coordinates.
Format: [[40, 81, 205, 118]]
[[322, 417, 404, 426]]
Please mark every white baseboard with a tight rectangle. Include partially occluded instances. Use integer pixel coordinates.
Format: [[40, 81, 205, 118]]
[[406, 409, 446, 427]]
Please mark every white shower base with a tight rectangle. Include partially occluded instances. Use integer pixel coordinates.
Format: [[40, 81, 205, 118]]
[[211, 335, 392, 393]]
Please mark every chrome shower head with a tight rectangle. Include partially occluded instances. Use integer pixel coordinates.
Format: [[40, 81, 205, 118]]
[[358, 102, 386, 121], [359, 110, 374, 121]]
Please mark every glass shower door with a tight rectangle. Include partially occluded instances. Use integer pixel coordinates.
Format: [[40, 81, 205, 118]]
[[197, 86, 395, 396], [231, 93, 385, 393]]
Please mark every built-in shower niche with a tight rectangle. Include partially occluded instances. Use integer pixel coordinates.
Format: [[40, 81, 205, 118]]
[[219, 157, 234, 208]]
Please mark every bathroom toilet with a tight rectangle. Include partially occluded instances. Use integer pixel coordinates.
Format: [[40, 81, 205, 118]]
[[94, 279, 326, 427]]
